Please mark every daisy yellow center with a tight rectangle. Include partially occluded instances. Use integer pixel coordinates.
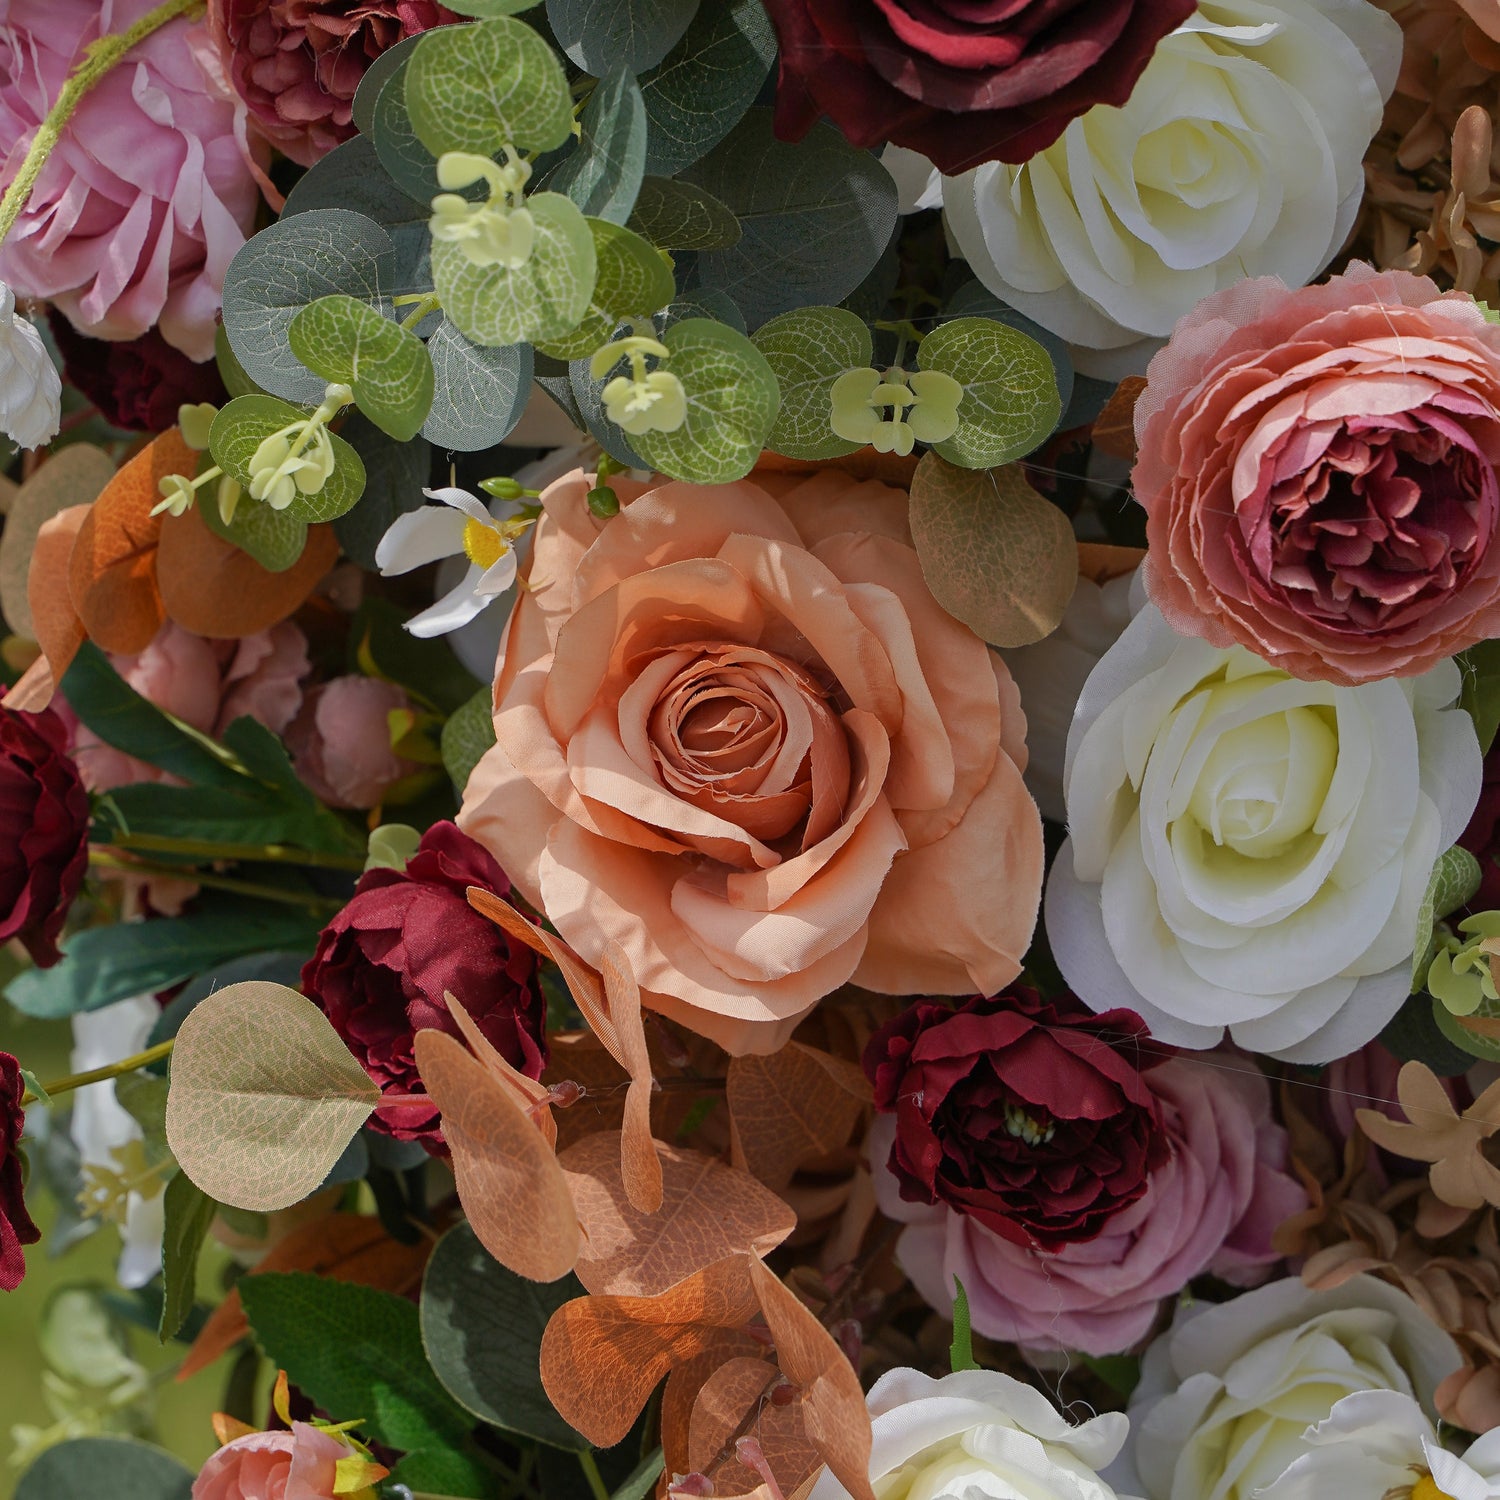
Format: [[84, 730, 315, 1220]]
[[462, 517, 506, 570], [1413, 1476, 1457, 1500]]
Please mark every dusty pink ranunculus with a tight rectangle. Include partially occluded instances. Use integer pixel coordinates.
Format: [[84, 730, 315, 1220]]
[[0, 0, 265, 360], [1134, 263, 1500, 684], [876, 1053, 1307, 1356], [286, 676, 421, 810], [192, 1422, 352, 1500]]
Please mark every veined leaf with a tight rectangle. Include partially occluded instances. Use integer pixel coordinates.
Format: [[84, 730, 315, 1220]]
[[752, 305, 870, 462], [534, 218, 675, 361]]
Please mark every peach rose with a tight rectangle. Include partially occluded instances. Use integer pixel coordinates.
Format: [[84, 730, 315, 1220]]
[[1134, 262, 1500, 683], [192, 1423, 351, 1500], [459, 467, 1043, 1055]]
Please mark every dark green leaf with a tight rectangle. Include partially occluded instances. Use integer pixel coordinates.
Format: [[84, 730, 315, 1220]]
[[199, 479, 310, 573], [1380, 995, 1477, 1076], [943, 281, 1075, 422], [549, 67, 648, 225], [549, 0, 697, 73], [15, 1438, 194, 1500], [147, 951, 314, 1059], [219, 717, 368, 854], [351, 596, 484, 715], [613, 1450, 666, 1500], [441, 685, 497, 793], [336, 415, 432, 568], [1459, 639, 1500, 754], [949, 1276, 979, 1372], [628, 176, 740, 250], [351, 31, 424, 137], [158, 1171, 217, 1342]]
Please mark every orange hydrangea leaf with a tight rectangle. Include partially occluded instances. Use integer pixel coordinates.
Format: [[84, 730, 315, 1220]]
[[414, 1027, 580, 1281], [17, 505, 89, 705], [560, 1132, 795, 1297], [688, 1356, 822, 1498], [444, 991, 557, 1149], [661, 1331, 767, 1479], [155, 504, 338, 638], [1090, 375, 1147, 462], [601, 942, 662, 1214], [466, 886, 552, 959]]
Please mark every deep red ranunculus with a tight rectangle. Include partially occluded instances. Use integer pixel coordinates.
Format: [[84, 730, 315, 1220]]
[[762, 0, 1197, 173], [1, 1050, 40, 1291], [301, 821, 547, 1146], [0, 705, 90, 968], [864, 988, 1171, 1250]]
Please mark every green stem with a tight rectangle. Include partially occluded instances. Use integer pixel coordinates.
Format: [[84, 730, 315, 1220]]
[[400, 293, 443, 332], [99, 831, 365, 871], [577, 1451, 610, 1500], [23, 1039, 175, 1105], [0, 0, 203, 249], [88, 849, 345, 914]]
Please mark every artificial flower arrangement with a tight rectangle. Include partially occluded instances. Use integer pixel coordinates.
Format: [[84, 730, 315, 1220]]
[[8, 0, 1500, 1498]]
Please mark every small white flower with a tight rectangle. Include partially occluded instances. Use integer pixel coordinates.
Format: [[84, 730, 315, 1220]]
[[375, 486, 523, 638], [0, 281, 60, 450]]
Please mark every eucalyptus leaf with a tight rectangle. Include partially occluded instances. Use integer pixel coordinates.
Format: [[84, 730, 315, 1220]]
[[423, 322, 533, 450], [445, 0, 543, 13], [351, 30, 424, 136], [215, 324, 263, 399], [336, 415, 432, 567], [752, 305, 870, 461], [16, 1439, 194, 1500], [942, 281, 1075, 419], [199, 478, 310, 573], [371, 52, 449, 207], [1432, 995, 1500, 1063], [534, 218, 675, 360], [548, 66, 648, 225], [659, 289, 745, 334], [549, 0, 697, 73], [568, 358, 650, 469], [1412, 845, 1484, 988], [628, 175, 740, 250]]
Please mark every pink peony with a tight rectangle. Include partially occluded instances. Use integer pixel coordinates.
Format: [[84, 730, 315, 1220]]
[[0, 0, 266, 360], [1133, 263, 1500, 684], [875, 1053, 1307, 1356], [192, 1422, 352, 1500], [286, 676, 421, 810]]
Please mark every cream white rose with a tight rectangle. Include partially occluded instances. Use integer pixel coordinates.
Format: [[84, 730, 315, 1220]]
[[941, 0, 1400, 373], [809, 1367, 1140, 1500], [1046, 603, 1481, 1063], [1113, 1277, 1463, 1500], [0, 280, 59, 450]]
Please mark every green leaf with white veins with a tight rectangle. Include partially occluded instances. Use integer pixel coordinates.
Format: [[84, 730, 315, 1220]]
[[535, 218, 675, 361], [548, 66, 648, 226], [628, 318, 780, 484], [289, 294, 435, 442], [752, 305, 870, 461], [628, 175, 740, 250], [434, 192, 598, 347], [423, 322, 532, 450], [916, 316, 1060, 469], [549, 0, 697, 74], [406, 17, 573, 157], [200, 476, 310, 573]]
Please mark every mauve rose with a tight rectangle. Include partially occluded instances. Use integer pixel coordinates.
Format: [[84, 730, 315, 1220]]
[[300, 821, 547, 1144], [763, 0, 1196, 173], [1, 1050, 40, 1291], [209, 0, 457, 166], [1134, 262, 1500, 684], [285, 676, 421, 811], [864, 989, 1170, 1251]]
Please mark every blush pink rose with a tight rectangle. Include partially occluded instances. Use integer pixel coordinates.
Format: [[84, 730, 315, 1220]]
[[286, 676, 421, 810], [192, 1422, 352, 1500], [875, 1053, 1307, 1355], [1133, 262, 1500, 684], [0, 0, 266, 359], [459, 466, 1044, 1056]]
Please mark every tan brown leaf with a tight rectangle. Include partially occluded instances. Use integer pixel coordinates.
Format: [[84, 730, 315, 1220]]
[[1090, 375, 1147, 462], [20, 505, 88, 703], [414, 1027, 579, 1281], [466, 885, 551, 959], [539, 1254, 759, 1448], [601, 942, 662, 1213], [445, 991, 556, 1148], [689, 1356, 822, 1498], [560, 1132, 795, 1296], [661, 1331, 767, 1478], [1075, 542, 1145, 588]]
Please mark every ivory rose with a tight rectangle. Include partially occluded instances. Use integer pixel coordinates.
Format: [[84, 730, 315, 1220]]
[[459, 466, 1043, 1055]]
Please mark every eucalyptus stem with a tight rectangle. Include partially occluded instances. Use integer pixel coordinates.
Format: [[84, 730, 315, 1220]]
[[22, 1039, 174, 1105], [399, 292, 443, 331], [98, 831, 365, 872], [89, 849, 346, 913], [0, 0, 203, 248], [577, 1451, 610, 1500]]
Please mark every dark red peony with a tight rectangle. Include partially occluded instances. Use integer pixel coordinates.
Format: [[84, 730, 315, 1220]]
[[0, 706, 90, 968], [1461, 742, 1500, 910], [301, 821, 547, 1146], [762, 0, 1197, 173], [48, 315, 228, 434], [208, 0, 459, 166], [1, 1051, 40, 1291], [864, 987, 1171, 1249]]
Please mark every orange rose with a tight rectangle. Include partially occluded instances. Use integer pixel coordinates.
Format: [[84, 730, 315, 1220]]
[[459, 465, 1043, 1055]]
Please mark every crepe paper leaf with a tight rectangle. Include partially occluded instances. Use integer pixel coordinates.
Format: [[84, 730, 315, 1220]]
[[0, 444, 114, 637], [156, 505, 339, 638], [747, 1259, 876, 1500], [289, 295, 436, 442], [908, 453, 1078, 648], [550, 0, 696, 73], [209, 395, 367, 526], [751, 306, 871, 462], [629, 175, 740, 250], [949, 1278, 979, 1372], [420, 1221, 590, 1449], [627, 318, 780, 484], [941, 281, 1075, 420], [916, 317, 1061, 470], [540, 1253, 760, 1447], [441, 687, 497, 794], [165, 981, 379, 1211], [726, 1044, 870, 1194], [1413, 846, 1485, 988], [178, 1212, 432, 1381], [445, 991, 558, 1147], [414, 1027, 581, 1280], [688, 1356, 822, 1497], [535, 220, 676, 362], [222, 209, 395, 405], [639, 0, 775, 176], [23, 506, 90, 707], [561, 1132, 795, 1297], [406, 17, 573, 158], [1458, 638, 1500, 755], [1091, 375, 1147, 463], [423, 321, 532, 451], [158, 1170, 218, 1343], [683, 110, 898, 329], [238, 1273, 490, 1498], [434, 192, 598, 349], [15, 1437, 194, 1500], [597, 944, 664, 1213], [200, 482, 310, 574], [549, 67, 648, 226]]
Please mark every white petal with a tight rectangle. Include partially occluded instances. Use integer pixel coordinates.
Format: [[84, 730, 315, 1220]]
[[376, 505, 469, 575], [405, 566, 489, 637], [424, 485, 493, 523]]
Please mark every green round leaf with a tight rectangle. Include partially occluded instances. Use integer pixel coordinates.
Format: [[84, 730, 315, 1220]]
[[943, 280, 1075, 418], [17, 1439, 193, 1500], [406, 18, 573, 157], [423, 321, 533, 450], [535, 217, 675, 361], [335, 416, 432, 567], [1432, 993, 1500, 1062], [199, 479, 311, 573], [547, 65, 648, 226], [433, 191, 598, 347], [751, 305, 871, 461], [352, 31, 423, 137], [629, 174, 741, 250], [628, 318, 780, 483], [917, 315, 1061, 469], [549, 0, 697, 74], [372, 54, 450, 206]]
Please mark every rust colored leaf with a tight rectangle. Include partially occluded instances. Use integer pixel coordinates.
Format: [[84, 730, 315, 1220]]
[[662, 1331, 767, 1478], [749, 1258, 874, 1500], [546, 1030, 630, 1151], [728, 1045, 870, 1194], [414, 1027, 580, 1281], [1090, 375, 1147, 462], [689, 1356, 822, 1498], [23, 505, 88, 702], [467, 885, 550, 959], [601, 942, 662, 1213], [560, 1132, 795, 1297], [539, 1254, 759, 1448], [445, 991, 556, 1148], [155, 504, 338, 638], [1075, 541, 1145, 587]]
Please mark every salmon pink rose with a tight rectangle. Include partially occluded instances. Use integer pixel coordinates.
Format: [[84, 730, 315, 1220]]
[[460, 467, 1044, 1055], [1134, 263, 1500, 683], [193, 1422, 375, 1499]]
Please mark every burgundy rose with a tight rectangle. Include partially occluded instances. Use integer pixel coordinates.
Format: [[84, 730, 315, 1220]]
[[864, 988, 1171, 1250], [301, 821, 547, 1146], [1, 1051, 40, 1291], [208, 1, 459, 166], [0, 705, 90, 968], [1461, 743, 1500, 909], [48, 315, 228, 434], [763, 0, 1197, 173]]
